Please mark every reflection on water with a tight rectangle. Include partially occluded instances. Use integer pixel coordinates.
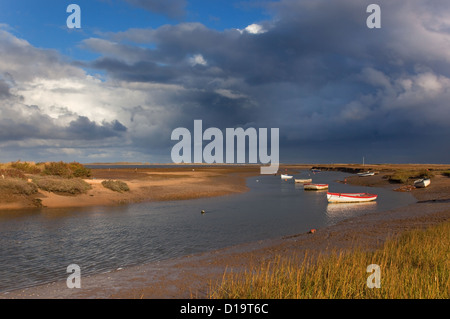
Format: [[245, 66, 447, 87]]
[[0, 171, 415, 293], [326, 202, 378, 220]]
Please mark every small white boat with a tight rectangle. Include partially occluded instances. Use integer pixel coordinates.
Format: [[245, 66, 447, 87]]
[[280, 174, 293, 179], [295, 178, 312, 183], [357, 171, 375, 177], [414, 178, 431, 188], [304, 183, 329, 190], [327, 192, 378, 203]]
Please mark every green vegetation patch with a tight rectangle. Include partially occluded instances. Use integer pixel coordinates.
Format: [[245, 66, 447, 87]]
[[0, 178, 38, 195], [42, 161, 91, 178], [101, 180, 130, 193], [34, 176, 92, 195], [10, 161, 42, 174]]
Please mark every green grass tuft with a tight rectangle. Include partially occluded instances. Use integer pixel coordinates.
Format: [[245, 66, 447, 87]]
[[101, 180, 130, 192], [10, 160, 42, 174], [42, 161, 91, 178], [33, 176, 92, 195], [0, 178, 38, 195]]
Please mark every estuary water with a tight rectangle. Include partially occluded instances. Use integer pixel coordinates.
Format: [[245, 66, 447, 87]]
[[0, 171, 415, 292]]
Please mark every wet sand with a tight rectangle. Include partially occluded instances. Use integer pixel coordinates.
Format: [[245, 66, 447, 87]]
[[1, 164, 450, 299]]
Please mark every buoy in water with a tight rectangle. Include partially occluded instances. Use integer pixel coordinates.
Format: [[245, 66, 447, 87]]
[[201, 210, 205, 214], [308, 229, 316, 234]]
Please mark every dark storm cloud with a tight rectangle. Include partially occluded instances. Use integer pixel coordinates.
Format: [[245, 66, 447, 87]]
[[0, 79, 12, 98], [66, 116, 127, 140], [124, 0, 187, 19], [80, 0, 450, 163], [91, 57, 178, 83]]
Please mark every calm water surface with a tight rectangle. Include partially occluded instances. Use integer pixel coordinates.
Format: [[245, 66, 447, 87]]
[[0, 171, 415, 292]]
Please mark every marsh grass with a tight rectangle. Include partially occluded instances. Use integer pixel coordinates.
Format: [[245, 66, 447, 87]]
[[42, 161, 91, 178], [0, 168, 26, 179], [10, 160, 42, 174], [101, 180, 130, 192], [389, 169, 435, 184], [33, 176, 92, 195], [210, 222, 449, 299], [0, 178, 38, 195], [0, 160, 91, 178]]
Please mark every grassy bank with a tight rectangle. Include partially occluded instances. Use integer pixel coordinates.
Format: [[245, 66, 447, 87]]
[[0, 161, 132, 201], [210, 221, 449, 299], [0, 161, 93, 197], [388, 169, 435, 184]]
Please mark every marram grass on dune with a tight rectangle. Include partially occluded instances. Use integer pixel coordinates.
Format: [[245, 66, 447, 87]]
[[210, 221, 449, 299]]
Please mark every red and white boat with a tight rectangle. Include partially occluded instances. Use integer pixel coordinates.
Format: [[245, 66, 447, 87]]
[[304, 183, 329, 190], [327, 192, 378, 203]]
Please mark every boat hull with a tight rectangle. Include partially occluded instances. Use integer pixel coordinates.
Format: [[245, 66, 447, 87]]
[[327, 192, 377, 203], [281, 174, 293, 179], [357, 172, 375, 177], [414, 178, 431, 188], [294, 178, 312, 183], [304, 183, 329, 190]]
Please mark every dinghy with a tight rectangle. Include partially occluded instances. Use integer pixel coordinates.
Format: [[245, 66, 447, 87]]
[[294, 178, 312, 183], [357, 171, 375, 177], [304, 183, 328, 190], [327, 192, 377, 203], [280, 174, 293, 179], [414, 178, 431, 188]]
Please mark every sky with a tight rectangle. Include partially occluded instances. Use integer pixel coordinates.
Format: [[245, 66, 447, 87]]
[[0, 0, 449, 164]]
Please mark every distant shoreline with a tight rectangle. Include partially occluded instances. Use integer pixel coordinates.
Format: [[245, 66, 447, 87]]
[[1, 163, 449, 211]]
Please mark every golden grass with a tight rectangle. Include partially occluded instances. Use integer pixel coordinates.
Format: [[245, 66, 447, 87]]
[[210, 221, 449, 299]]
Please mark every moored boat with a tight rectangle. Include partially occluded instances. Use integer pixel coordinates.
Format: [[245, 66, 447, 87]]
[[414, 178, 431, 188], [327, 192, 378, 203], [357, 171, 375, 177], [304, 183, 329, 190], [280, 174, 293, 179], [295, 178, 312, 183]]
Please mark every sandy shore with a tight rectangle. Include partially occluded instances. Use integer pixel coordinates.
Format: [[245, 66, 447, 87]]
[[0, 166, 262, 210], [1, 164, 449, 299]]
